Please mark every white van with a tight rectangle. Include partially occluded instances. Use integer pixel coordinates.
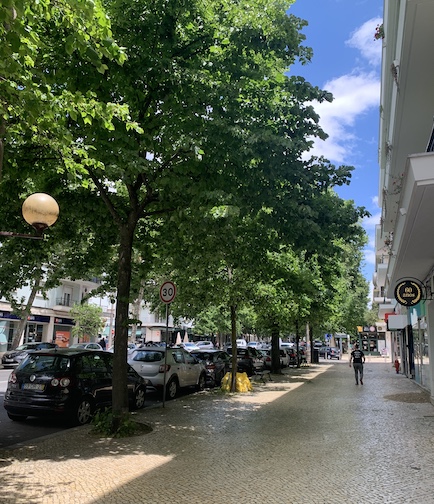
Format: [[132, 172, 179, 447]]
[[236, 339, 248, 348]]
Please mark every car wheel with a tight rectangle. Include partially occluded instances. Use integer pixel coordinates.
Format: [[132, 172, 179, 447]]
[[74, 397, 94, 425], [7, 412, 27, 421], [132, 386, 146, 410], [197, 373, 206, 391], [166, 378, 179, 400]]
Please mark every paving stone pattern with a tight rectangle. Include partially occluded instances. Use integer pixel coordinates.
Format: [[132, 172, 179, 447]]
[[1, 357, 434, 504]]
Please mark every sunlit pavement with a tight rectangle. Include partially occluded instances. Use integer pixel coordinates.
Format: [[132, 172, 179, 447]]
[[1, 357, 434, 503]]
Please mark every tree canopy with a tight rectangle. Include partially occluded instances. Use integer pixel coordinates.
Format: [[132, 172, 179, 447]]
[[1, 0, 370, 426]]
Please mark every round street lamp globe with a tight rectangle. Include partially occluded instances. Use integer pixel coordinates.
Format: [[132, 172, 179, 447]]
[[22, 193, 59, 232]]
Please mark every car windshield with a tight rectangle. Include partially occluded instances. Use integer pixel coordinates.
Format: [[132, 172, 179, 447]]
[[132, 350, 164, 362], [19, 354, 71, 373], [191, 352, 212, 361]]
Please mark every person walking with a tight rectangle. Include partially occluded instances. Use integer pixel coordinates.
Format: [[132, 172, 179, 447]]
[[349, 343, 365, 385]]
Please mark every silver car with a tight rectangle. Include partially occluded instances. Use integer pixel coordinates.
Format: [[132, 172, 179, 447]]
[[128, 346, 206, 399]]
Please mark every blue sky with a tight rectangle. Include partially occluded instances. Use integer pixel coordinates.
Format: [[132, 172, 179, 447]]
[[287, 0, 383, 292]]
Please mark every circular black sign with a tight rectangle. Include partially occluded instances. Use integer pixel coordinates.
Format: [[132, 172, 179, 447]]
[[394, 280, 423, 306]]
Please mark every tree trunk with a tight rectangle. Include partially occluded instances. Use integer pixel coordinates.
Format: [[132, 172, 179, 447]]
[[111, 224, 135, 431], [0, 118, 5, 181], [309, 323, 314, 362], [271, 322, 281, 374], [295, 319, 300, 368], [11, 270, 42, 349], [230, 304, 237, 392]]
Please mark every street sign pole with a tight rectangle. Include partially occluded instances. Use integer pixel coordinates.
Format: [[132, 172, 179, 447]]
[[162, 302, 170, 407], [160, 281, 176, 408]]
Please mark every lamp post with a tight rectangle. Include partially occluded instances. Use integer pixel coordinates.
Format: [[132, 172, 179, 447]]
[[0, 193, 59, 239]]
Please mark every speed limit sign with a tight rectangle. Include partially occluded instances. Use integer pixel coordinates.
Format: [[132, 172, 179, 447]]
[[160, 281, 176, 304]]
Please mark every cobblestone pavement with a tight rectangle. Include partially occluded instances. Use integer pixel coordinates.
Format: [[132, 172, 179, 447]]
[[1, 357, 434, 504]]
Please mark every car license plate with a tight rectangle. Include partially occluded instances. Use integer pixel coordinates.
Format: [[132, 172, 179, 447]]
[[4, 358, 14, 363], [23, 383, 45, 391]]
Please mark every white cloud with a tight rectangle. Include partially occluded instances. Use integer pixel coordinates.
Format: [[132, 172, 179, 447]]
[[364, 248, 376, 267], [363, 210, 381, 230], [304, 17, 382, 164], [346, 17, 383, 67], [307, 73, 380, 163]]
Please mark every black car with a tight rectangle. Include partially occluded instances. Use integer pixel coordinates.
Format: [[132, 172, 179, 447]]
[[1, 342, 58, 368], [226, 347, 265, 376], [190, 349, 231, 386], [3, 348, 147, 425]]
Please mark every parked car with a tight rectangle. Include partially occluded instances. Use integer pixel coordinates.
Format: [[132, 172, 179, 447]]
[[128, 346, 206, 399], [179, 342, 200, 352], [226, 346, 265, 376], [196, 341, 215, 350], [319, 346, 340, 360], [107, 342, 137, 354], [69, 342, 103, 351], [327, 347, 341, 360], [280, 342, 294, 351], [190, 349, 231, 386], [247, 341, 261, 349], [262, 349, 290, 369], [1, 342, 58, 368], [3, 348, 147, 425]]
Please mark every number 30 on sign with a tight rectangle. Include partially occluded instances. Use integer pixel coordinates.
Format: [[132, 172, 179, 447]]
[[160, 281, 176, 304]]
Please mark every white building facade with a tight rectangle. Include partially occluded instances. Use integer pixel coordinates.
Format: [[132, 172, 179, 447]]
[[374, 0, 434, 397], [0, 279, 177, 354]]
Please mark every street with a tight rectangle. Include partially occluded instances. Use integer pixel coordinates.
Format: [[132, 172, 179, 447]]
[[0, 368, 166, 449], [0, 368, 71, 449], [2, 359, 434, 503]]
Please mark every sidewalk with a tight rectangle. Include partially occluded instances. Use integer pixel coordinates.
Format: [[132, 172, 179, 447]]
[[1, 360, 434, 503]]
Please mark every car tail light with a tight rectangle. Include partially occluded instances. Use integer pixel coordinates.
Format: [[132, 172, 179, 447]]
[[50, 377, 71, 387], [8, 372, 17, 384], [265, 356, 271, 362], [207, 363, 216, 370], [159, 364, 171, 373]]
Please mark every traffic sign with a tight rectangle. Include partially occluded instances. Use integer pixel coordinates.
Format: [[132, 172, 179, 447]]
[[160, 281, 176, 304]]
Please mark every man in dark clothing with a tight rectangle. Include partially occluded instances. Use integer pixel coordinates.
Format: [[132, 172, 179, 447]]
[[349, 344, 365, 385]]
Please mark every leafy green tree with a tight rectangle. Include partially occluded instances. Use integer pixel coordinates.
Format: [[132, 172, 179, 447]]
[[0, 0, 137, 178], [363, 303, 380, 328], [52, 0, 333, 417], [1, 0, 367, 425], [70, 303, 104, 342]]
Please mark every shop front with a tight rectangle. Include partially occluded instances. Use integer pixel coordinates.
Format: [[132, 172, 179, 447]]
[[53, 316, 75, 347], [358, 326, 380, 355], [0, 311, 51, 350]]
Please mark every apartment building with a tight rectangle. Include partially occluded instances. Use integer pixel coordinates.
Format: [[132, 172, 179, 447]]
[[374, 0, 434, 396]]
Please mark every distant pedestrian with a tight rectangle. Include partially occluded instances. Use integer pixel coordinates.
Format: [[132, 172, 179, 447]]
[[99, 337, 107, 350], [349, 344, 365, 385]]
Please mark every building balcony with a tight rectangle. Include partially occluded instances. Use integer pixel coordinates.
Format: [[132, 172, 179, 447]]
[[376, 263, 388, 289], [53, 298, 79, 311], [386, 152, 434, 296]]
